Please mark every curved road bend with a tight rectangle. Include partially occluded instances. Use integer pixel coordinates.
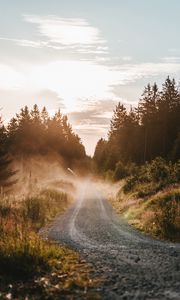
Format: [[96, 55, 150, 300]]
[[48, 180, 180, 299]]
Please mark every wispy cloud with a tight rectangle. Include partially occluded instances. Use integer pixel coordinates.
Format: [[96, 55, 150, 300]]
[[0, 37, 47, 48], [0, 15, 108, 57], [69, 99, 117, 127], [23, 15, 106, 46], [161, 56, 180, 63]]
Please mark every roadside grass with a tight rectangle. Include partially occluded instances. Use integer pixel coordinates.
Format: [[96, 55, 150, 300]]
[[0, 188, 101, 299], [110, 183, 180, 242]]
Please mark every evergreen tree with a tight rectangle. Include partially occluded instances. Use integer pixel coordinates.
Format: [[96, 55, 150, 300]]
[[138, 83, 159, 161], [0, 117, 16, 191], [94, 138, 107, 170], [158, 77, 180, 157]]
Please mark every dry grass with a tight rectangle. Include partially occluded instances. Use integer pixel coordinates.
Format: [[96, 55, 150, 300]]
[[0, 188, 101, 299], [110, 183, 180, 242]]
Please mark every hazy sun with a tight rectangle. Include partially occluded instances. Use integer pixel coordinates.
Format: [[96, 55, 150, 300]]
[[24, 60, 120, 112]]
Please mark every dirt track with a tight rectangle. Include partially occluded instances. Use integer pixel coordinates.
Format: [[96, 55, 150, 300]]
[[48, 180, 180, 299]]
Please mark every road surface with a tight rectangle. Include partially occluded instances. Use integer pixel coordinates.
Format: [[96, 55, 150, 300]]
[[47, 180, 180, 299]]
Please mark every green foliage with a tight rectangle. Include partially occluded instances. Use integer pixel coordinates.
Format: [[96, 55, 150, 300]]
[[148, 190, 180, 240], [0, 190, 100, 299], [114, 161, 129, 180], [23, 190, 68, 230], [0, 233, 61, 279], [123, 175, 139, 193], [0, 117, 16, 190], [146, 157, 169, 182], [94, 77, 180, 172], [123, 158, 179, 195], [23, 196, 47, 228], [174, 160, 180, 181], [113, 161, 137, 181], [0, 189, 70, 279]]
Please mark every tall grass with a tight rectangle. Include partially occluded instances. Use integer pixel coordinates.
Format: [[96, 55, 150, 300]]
[[0, 187, 101, 299], [111, 158, 180, 242], [0, 188, 70, 280]]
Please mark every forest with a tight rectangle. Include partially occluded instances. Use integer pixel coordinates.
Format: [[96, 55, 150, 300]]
[[94, 77, 180, 172], [0, 105, 86, 190], [93, 77, 180, 241]]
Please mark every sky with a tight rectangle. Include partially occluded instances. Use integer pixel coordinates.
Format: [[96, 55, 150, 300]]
[[1, 0, 180, 155]]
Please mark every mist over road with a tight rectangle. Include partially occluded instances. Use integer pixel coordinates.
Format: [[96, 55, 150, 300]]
[[48, 180, 180, 299]]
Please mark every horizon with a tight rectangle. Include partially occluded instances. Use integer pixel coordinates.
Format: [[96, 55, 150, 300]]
[[1, 0, 180, 155]]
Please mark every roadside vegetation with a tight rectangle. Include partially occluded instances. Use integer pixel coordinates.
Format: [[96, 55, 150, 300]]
[[94, 77, 180, 242], [0, 188, 101, 299], [109, 158, 180, 242], [0, 110, 100, 299]]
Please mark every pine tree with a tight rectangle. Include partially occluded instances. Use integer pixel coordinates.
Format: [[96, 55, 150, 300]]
[[94, 138, 108, 170], [158, 77, 180, 157], [109, 102, 127, 137], [0, 117, 16, 191], [41, 106, 49, 128], [138, 83, 159, 161]]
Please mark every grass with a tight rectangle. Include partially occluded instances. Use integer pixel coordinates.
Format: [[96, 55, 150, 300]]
[[110, 182, 180, 242], [0, 187, 101, 299]]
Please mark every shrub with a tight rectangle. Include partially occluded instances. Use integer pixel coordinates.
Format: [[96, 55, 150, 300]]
[[136, 182, 162, 198], [173, 160, 180, 182], [123, 175, 138, 193], [123, 158, 179, 194], [113, 161, 138, 181], [152, 190, 180, 240], [146, 157, 169, 182]]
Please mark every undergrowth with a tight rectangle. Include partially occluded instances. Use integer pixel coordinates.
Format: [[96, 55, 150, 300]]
[[0, 188, 100, 299], [110, 158, 180, 242]]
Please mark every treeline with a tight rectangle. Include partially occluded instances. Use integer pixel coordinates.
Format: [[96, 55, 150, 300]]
[[0, 105, 86, 188], [94, 77, 180, 172]]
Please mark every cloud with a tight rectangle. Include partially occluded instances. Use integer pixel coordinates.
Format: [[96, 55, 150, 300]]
[[68, 99, 118, 133], [0, 15, 108, 58], [122, 56, 132, 62], [0, 37, 47, 48], [68, 99, 119, 155], [0, 64, 25, 90], [1, 60, 180, 108], [161, 56, 180, 63], [23, 15, 106, 47]]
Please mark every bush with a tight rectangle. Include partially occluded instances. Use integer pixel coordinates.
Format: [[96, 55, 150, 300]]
[[147, 157, 169, 182], [123, 176, 137, 193], [136, 182, 162, 198], [113, 161, 138, 181], [123, 158, 179, 195], [151, 190, 180, 240], [174, 160, 180, 182]]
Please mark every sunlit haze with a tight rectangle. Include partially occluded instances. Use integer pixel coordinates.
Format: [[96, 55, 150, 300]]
[[1, 0, 180, 155]]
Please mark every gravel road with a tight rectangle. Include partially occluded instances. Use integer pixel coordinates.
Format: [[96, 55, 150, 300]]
[[47, 180, 180, 299]]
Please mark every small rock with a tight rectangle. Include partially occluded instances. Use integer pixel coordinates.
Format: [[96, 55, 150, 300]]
[[135, 256, 140, 263]]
